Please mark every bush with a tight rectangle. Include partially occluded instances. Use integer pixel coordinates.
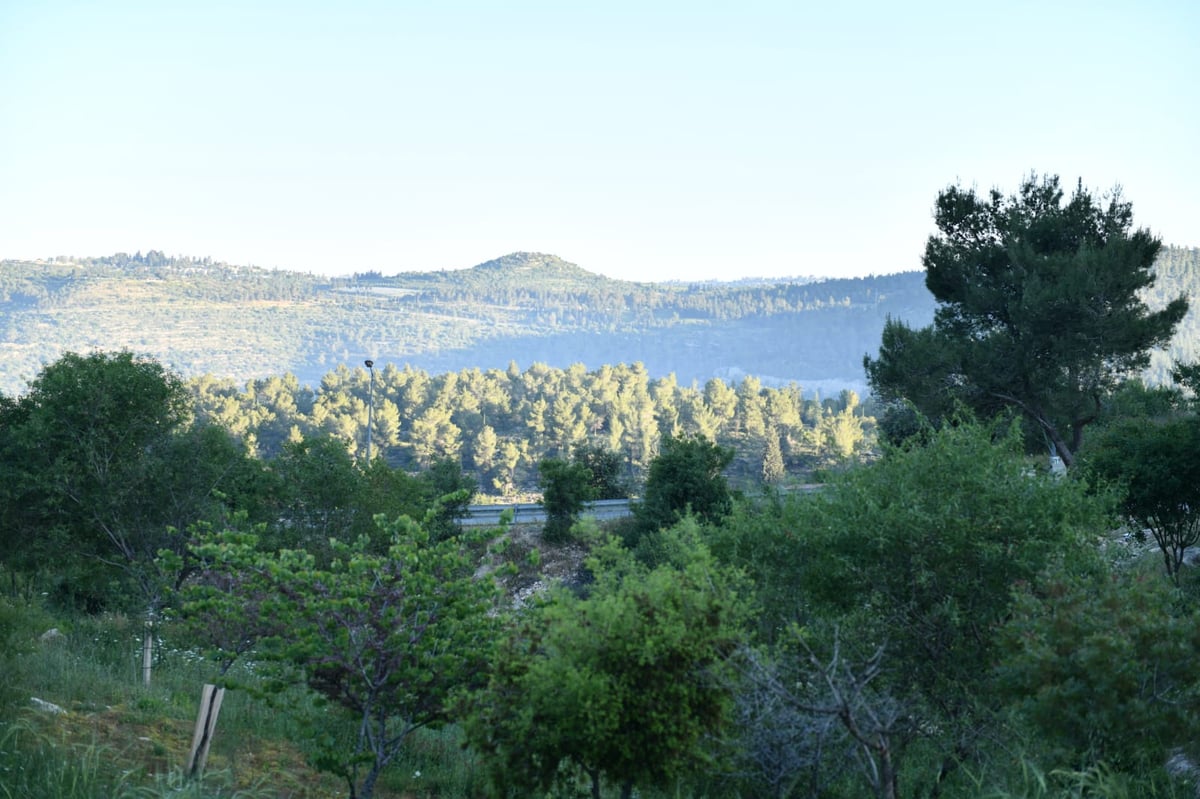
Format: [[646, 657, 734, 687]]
[[0, 596, 55, 709], [998, 562, 1200, 772]]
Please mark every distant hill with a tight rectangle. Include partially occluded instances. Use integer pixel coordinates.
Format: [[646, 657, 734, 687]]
[[0, 247, 1196, 396]]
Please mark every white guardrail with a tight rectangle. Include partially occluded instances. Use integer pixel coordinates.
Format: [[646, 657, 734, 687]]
[[461, 486, 824, 528], [461, 498, 633, 527]]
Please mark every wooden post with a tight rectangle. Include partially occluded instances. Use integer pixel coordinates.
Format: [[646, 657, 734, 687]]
[[186, 684, 225, 779], [142, 614, 154, 686]]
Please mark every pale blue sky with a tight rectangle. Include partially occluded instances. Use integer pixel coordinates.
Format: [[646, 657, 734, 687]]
[[1, 0, 1196, 281]]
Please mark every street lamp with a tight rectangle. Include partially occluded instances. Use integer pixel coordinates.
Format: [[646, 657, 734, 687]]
[[364, 359, 375, 463]]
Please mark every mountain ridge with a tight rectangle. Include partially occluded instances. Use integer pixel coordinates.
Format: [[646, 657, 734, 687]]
[[1, 247, 1196, 397]]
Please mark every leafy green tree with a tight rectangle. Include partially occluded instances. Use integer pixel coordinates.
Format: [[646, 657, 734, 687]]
[[418, 456, 476, 540], [538, 458, 594, 544], [465, 528, 750, 799], [268, 435, 363, 558], [0, 351, 193, 610], [495, 438, 524, 495], [0, 391, 25, 586], [865, 174, 1188, 468], [704, 378, 738, 432], [636, 435, 734, 534], [805, 421, 1106, 701], [571, 443, 628, 500], [818, 389, 866, 459], [998, 562, 1200, 771], [719, 420, 1112, 794], [349, 458, 429, 544], [1083, 415, 1200, 582], [1095, 377, 1186, 423], [1174, 361, 1200, 405], [183, 514, 504, 799], [681, 386, 721, 440], [472, 423, 499, 473], [152, 420, 274, 545], [764, 383, 804, 433], [651, 373, 682, 436], [370, 397, 403, 453], [737, 375, 767, 438], [409, 402, 461, 468]]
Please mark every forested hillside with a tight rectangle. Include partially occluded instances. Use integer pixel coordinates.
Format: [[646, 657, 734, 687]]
[[1145, 245, 1200, 382], [189, 360, 871, 493], [3, 246, 1195, 400], [0, 250, 935, 396]]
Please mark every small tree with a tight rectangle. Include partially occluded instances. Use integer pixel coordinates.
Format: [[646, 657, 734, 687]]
[[998, 562, 1200, 771], [637, 434, 734, 534], [538, 458, 595, 543], [183, 514, 505, 799], [571, 443, 629, 499], [466, 527, 751, 799], [729, 645, 844, 799], [737, 630, 910, 799], [1083, 415, 1200, 582], [419, 457, 477, 540], [761, 427, 786, 484]]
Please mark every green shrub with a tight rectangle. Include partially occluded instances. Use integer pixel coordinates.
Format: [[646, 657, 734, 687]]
[[0, 597, 55, 711]]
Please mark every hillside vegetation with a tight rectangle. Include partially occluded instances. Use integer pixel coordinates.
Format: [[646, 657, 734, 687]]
[[4, 238, 1200, 797], [0, 250, 940, 395], [5, 247, 1196, 400]]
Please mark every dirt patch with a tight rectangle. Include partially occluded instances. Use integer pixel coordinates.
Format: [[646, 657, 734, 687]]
[[491, 524, 592, 608]]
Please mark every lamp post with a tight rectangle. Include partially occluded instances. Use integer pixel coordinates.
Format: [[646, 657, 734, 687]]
[[364, 359, 375, 463]]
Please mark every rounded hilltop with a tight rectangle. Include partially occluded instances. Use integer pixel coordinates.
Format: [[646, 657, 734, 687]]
[[462, 252, 631, 290], [469, 252, 598, 278]]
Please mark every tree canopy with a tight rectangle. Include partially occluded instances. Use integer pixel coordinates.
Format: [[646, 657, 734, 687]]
[[465, 528, 750, 799], [636, 435, 735, 534], [0, 351, 202, 609], [1083, 415, 1200, 582], [866, 174, 1188, 466], [182, 514, 504, 799]]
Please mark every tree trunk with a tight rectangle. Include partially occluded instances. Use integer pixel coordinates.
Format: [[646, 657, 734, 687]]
[[882, 762, 898, 799], [359, 766, 379, 799], [588, 767, 602, 799]]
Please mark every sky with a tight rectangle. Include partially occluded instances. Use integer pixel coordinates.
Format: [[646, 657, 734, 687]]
[[1, 0, 1196, 283]]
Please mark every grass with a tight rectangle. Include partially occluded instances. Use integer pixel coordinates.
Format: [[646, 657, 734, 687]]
[[0, 600, 368, 798], [0, 718, 277, 799], [966, 759, 1198, 799], [6, 549, 1199, 799], [0, 581, 586, 799]]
